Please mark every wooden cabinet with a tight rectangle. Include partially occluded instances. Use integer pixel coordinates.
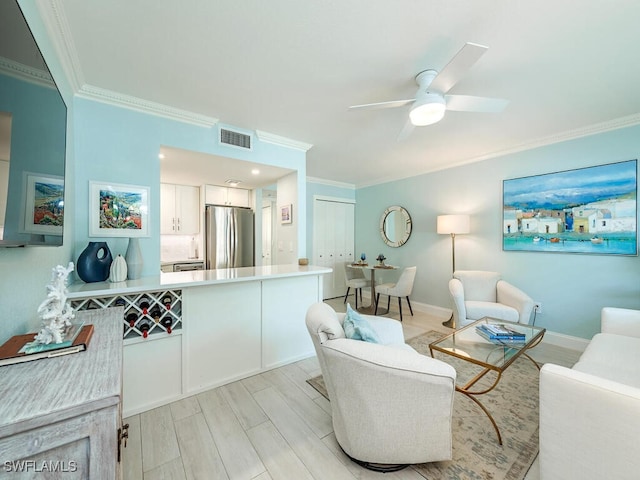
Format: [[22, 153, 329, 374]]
[[204, 184, 250, 207], [161, 183, 200, 235], [0, 308, 124, 479]]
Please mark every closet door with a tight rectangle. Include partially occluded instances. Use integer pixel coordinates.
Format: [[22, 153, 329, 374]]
[[313, 198, 355, 299]]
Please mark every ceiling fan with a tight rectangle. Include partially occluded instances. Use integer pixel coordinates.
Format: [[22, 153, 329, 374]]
[[348, 42, 508, 140]]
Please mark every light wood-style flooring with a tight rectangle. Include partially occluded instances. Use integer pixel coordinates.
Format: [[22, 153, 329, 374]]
[[123, 296, 581, 480]]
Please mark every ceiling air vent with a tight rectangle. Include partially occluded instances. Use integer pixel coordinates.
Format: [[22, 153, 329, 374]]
[[220, 128, 252, 150]]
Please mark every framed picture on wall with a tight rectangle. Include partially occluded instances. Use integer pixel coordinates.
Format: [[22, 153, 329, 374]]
[[280, 204, 292, 224], [502, 159, 637, 255], [22, 173, 64, 235], [89, 181, 149, 237]]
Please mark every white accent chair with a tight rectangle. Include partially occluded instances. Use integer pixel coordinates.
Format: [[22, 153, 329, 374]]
[[539, 307, 640, 480], [375, 266, 417, 321], [305, 302, 456, 471], [343, 265, 370, 310], [448, 270, 534, 327]]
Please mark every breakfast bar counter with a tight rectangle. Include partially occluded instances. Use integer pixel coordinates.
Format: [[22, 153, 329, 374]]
[[67, 264, 330, 298], [67, 264, 331, 417]]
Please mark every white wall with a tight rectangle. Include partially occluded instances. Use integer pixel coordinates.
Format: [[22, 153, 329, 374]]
[[274, 172, 298, 264]]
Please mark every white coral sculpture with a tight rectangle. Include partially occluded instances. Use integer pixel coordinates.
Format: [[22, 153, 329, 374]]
[[34, 262, 76, 344]]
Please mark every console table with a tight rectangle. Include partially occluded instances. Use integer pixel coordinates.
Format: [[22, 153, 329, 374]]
[[0, 308, 124, 479]]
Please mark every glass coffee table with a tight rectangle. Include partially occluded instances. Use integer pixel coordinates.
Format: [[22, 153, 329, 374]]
[[429, 317, 546, 445]]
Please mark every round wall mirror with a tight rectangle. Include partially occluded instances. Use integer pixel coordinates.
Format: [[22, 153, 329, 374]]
[[380, 206, 412, 247]]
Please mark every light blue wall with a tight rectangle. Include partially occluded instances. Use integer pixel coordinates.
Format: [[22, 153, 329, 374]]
[[0, 3, 307, 344], [356, 125, 640, 339], [73, 98, 307, 276]]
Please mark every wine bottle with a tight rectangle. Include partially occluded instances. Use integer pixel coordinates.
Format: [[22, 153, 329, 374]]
[[150, 307, 162, 323], [125, 310, 138, 328], [161, 316, 173, 334], [162, 295, 172, 310], [139, 297, 150, 315], [138, 319, 151, 338], [115, 297, 126, 307]]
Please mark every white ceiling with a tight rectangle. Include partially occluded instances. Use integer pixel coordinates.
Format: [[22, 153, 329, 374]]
[[38, 0, 640, 187], [159, 146, 293, 190]]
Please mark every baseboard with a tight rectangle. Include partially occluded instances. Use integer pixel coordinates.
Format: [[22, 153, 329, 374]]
[[539, 331, 589, 352]]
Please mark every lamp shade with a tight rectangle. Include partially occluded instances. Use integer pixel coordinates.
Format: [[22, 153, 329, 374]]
[[437, 214, 470, 235]]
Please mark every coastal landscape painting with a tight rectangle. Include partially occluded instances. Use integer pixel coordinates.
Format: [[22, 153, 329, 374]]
[[503, 160, 637, 255], [89, 181, 149, 237]]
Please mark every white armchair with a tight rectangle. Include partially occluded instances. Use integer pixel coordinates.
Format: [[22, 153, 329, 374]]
[[449, 270, 534, 327], [305, 302, 456, 471]]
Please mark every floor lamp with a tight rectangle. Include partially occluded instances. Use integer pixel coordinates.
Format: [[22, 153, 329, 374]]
[[437, 214, 470, 329]]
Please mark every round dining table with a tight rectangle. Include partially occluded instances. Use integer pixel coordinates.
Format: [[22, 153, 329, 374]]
[[347, 263, 398, 314]]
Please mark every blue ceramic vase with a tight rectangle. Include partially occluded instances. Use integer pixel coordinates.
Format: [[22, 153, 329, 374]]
[[77, 241, 113, 283]]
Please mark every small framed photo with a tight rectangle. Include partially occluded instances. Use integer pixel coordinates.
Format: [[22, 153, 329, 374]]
[[23, 173, 64, 235], [280, 204, 293, 224], [90, 181, 149, 237]]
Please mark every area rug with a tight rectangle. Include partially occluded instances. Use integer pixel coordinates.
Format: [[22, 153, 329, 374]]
[[306, 330, 540, 480]]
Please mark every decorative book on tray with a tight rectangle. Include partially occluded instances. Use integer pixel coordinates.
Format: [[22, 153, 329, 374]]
[[0, 322, 94, 367], [476, 323, 525, 343]]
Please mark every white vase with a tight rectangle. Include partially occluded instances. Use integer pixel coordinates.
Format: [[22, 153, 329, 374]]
[[109, 254, 128, 282], [125, 238, 143, 280]]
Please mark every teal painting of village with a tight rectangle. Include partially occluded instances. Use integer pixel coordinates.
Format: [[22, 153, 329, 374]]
[[503, 160, 637, 255]]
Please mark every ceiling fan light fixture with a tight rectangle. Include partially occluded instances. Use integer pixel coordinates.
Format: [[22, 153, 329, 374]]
[[409, 94, 446, 126]]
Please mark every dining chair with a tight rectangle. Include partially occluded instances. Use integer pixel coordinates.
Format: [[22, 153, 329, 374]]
[[375, 266, 417, 321], [343, 264, 370, 309]]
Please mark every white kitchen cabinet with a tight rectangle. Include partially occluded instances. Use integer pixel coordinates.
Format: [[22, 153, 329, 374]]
[[204, 184, 250, 207], [123, 334, 182, 415], [161, 183, 200, 234]]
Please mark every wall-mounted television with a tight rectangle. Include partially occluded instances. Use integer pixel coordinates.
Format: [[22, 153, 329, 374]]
[[0, 0, 67, 247]]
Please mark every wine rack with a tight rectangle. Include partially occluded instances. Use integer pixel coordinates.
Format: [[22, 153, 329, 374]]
[[70, 290, 182, 340]]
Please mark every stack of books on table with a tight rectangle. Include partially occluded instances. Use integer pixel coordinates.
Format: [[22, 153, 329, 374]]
[[0, 322, 93, 367], [476, 323, 526, 344]]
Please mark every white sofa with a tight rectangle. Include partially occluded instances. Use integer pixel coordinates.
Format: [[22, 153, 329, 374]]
[[305, 302, 456, 470], [539, 307, 640, 480]]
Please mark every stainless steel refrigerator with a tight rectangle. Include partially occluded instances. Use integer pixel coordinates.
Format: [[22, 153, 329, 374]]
[[205, 205, 255, 269]]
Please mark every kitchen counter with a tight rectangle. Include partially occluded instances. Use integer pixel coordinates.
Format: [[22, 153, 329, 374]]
[[65, 264, 331, 416], [68, 264, 331, 298]]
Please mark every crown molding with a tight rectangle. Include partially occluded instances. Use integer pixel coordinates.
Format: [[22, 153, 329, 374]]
[[36, 0, 84, 92], [462, 113, 640, 167], [255, 130, 313, 152], [77, 85, 219, 127], [355, 113, 640, 189], [0, 56, 55, 89], [307, 176, 355, 189]]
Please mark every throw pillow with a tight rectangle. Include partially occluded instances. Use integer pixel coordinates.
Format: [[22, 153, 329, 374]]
[[343, 304, 381, 343]]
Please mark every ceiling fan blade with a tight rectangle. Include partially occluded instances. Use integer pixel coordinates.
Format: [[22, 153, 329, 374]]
[[445, 94, 509, 113], [429, 43, 488, 93], [396, 119, 415, 142], [348, 99, 415, 111]]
